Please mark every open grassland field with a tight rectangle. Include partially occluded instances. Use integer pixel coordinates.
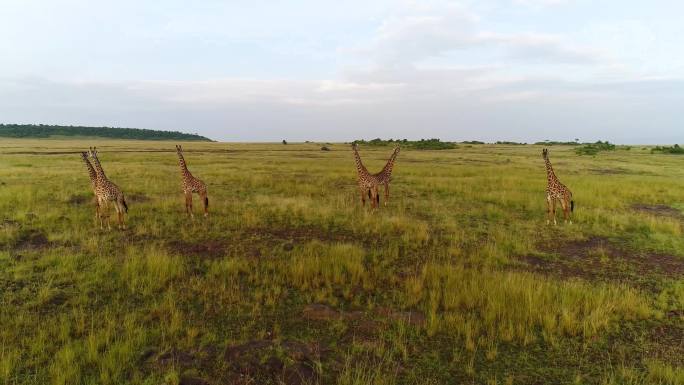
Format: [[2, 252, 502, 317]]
[[0, 139, 683, 385]]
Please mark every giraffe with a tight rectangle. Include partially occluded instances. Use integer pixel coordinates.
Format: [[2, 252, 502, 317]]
[[375, 147, 400, 206], [542, 148, 574, 225], [352, 144, 399, 208], [80, 151, 99, 217], [175, 145, 208, 217], [88, 147, 128, 230]]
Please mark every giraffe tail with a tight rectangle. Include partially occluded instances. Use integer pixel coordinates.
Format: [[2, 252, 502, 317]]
[[205, 196, 208, 207], [571, 200, 574, 212], [122, 197, 128, 213]]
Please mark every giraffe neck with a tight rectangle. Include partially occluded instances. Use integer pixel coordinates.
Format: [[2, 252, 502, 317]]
[[352, 146, 370, 177], [81, 153, 97, 185], [177, 151, 193, 179], [544, 157, 558, 183], [90, 154, 108, 181], [379, 148, 399, 178]]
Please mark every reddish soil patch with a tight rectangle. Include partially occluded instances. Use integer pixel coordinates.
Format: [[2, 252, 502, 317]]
[[517, 236, 684, 290], [632, 204, 683, 219], [167, 239, 228, 258], [302, 304, 345, 321]]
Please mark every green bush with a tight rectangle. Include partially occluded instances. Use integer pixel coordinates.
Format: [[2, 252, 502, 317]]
[[354, 138, 456, 150], [651, 144, 684, 154], [575, 141, 616, 155]]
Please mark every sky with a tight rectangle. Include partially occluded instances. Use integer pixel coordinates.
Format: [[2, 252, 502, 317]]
[[1, 0, 683, 143]]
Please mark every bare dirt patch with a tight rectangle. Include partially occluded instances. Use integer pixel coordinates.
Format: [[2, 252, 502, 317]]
[[516, 236, 684, 290], [12, 230, 51, 250], [167, 239, 228, 258], [246, 226, 356, 245], [589, 168, 629, 175], [632, 204, 683, 219], [179, 376, 209, 385], [127, 193, 152, 203], [302, 304, 345, 321], [66, 194, 92, 205], [375, 307, 427, 327], [648, 323, 684, 366], [303, 303, 425, 345], [222, 339, 322, 385]]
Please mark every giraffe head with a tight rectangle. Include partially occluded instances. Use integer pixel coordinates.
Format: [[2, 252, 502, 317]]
[[542, 148, 548, 159], [176, 144, 183, 153], [88, 146, 98, 159]]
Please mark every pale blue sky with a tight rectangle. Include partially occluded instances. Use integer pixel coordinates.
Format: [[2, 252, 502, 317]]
[[1, 0, 682, 143]]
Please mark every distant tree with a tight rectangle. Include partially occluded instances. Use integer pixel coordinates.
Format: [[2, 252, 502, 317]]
[[282, 140, 287, 145]]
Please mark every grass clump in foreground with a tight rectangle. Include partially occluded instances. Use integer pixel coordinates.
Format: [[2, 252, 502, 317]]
[[0, 140, 682, 384]]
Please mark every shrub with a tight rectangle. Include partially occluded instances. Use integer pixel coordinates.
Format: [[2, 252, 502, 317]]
[[575, 141, 616, 155], [651, 144, 684, 154], [353, 138, 456, 150]]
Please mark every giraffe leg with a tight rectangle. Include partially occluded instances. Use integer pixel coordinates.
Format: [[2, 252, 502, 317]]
[[118, 210, 124, 230], [546, 196, 552, 225], [113, 205, 120, 230], [359, 188, 366, 207], [116, 202, 126, 230], [98, 198, 105, 230], [560, 199, 568, 224], [185, 191, 193, 218], [105, 204, 112, 231], [384, 183, 389, 206], [552, 199, 557, 226], [371, 186, 379, 209], [200, 191, 208, 217]]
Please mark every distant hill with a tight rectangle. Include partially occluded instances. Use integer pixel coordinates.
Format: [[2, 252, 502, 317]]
[[0, 124, 213, 141]]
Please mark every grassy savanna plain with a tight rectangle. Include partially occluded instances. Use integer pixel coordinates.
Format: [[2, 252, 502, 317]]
[[0, 139, 683, 385]]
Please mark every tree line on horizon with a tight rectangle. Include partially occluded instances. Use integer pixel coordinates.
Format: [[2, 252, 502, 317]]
[[0, 124, 212, 141]]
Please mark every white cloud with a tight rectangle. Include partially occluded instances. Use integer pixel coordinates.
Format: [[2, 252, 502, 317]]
[[512, 0, 569, 7]]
